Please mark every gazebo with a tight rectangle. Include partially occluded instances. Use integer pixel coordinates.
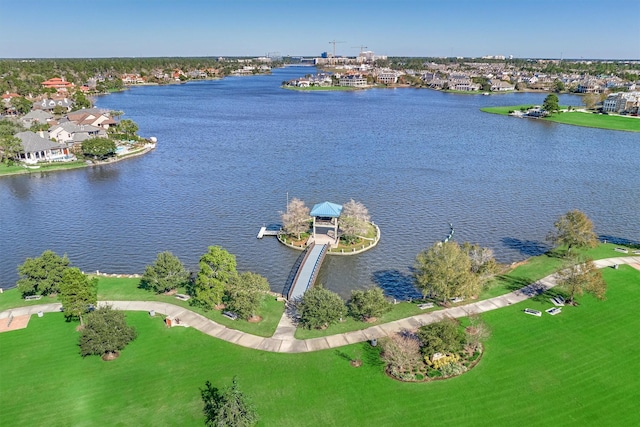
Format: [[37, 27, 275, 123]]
[[310, 201, 343, 246]]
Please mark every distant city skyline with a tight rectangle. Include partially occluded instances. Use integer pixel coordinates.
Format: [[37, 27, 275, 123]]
[[1, 0, 639, 60]]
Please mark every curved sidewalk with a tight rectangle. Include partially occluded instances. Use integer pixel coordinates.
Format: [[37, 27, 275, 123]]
[[1, 256, 638, 353]]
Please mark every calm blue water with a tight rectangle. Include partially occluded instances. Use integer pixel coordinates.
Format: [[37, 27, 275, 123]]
[[1, 67, 638, 298]]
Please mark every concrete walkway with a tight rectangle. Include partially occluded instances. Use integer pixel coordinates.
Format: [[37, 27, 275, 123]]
[[1, 256, 637, 353]]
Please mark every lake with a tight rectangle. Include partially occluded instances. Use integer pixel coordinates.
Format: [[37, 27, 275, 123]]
[[1, 67, 638, 298]]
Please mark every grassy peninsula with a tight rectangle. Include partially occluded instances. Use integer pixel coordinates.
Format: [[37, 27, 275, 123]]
[[481, 105, 640, 132], [1, 264, 639, 425]]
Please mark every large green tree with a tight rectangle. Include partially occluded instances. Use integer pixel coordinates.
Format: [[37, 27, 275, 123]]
[[117, 119, 138, 140], [0, 135, 22, 164], [81, 137, 116, 160], [414, 241, 481, 303], [542, 93, 560, 113], [79, 305, 137, 359], [224, 272, 270, 320], [298, 285, 346, 329], [201, 377, 258, 427], [348, 287, 391, 321], [416, 318, 466, 358], [17, 250, 71, 296], [59, 267, 98, 326], [193, 246, 237, 309], [140, 251, 189, 294], [72, 91, 91, 110], [557, 256, 606, 303], [547, 209, 598, 255], [10, 96, 32, 115]]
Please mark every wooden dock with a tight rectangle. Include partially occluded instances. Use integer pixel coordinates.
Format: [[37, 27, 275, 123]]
[[257, 227, 280, 239]]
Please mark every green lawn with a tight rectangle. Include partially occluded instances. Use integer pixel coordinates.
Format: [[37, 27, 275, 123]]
[[481, 105, 640, 132], [1, 266, 638, 426], [0, 276, 284, 338], [0, 161, 88, 176]]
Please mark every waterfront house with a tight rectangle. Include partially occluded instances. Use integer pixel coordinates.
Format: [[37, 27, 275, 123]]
[[339, 74, 368, 87], [49, 122, 106, 145], [376, 71, 399, 85], [490, 79, 515, 92], [602, 91, 640, 113], [66, 111, 116, 130], [15, 131, 74, 164]]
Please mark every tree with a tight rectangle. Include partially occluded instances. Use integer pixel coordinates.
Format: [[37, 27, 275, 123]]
[[379, 333, 424, 381], [140, 251, 189, 294], [224, 272, 270, 320], [416, 318, 466, 358], [72, 91, 91, 110], [348, 287, 391, 321], [0, 135, 22, 164], [547, 209, 598, 255], [79, 305, 137, 359], [557, 256, 606, 304], [542, 93, 560, 113], [10, 96, 32, 115], [59, 267, 97, 326], [583, 93, 599, 110], [298, 285, 346, 329], [193, 246, 237, 309], [461, 242, 499, 278], [81, 137, 116, 160], [281, 197, 310, 240], [118, 119, 138, 140], [552, 79, 565, 93], [340, 199, 370, 243], [201, 377, 258, 427], [17, 250, 71, 296], [414, 241, 481, 303]]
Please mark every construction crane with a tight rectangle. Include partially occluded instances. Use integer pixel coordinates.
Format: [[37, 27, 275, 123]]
[[328, 40, 345, 57], [352, 45, 368, 54]]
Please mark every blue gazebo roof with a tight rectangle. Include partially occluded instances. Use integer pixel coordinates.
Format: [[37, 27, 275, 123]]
[[310, 201, 343, 218]]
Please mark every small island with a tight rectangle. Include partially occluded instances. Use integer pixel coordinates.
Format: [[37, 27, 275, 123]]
[[277, 199, 380, 255]]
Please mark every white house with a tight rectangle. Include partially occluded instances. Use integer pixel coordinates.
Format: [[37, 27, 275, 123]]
[[15, 131, 75, 164], [49, 122, 106, 144]]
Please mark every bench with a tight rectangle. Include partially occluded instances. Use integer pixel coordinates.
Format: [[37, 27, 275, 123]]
[[524, 308, 542, 317], [614, 247, 629, 253], [418, 303, 434, 310], [175, 294, 191, 301], [222, 311, 238, 320], [546, 307, 562, 316], [633, 250, 640, 255], [450, 297, 464, 304], [24, 295, 42, 301]]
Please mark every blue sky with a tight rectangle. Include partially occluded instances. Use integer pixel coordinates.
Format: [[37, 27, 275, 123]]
[[1, 0, 638, 59]]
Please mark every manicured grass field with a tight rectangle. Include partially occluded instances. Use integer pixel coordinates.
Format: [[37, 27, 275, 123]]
[[1, 266, 638, 426], [297, 243, 634, 339], [0, 276, 284, 337], [481, 105, 640, 132], [0, 161, 88, 176]]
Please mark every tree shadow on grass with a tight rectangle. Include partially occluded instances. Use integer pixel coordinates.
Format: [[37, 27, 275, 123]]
[[360, 342, 384, 368], [371, 269, 422, 301], [501, 237, 551, 257]]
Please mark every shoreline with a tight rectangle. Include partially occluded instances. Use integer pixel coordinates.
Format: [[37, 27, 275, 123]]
[[0, 142, 157, 178]]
